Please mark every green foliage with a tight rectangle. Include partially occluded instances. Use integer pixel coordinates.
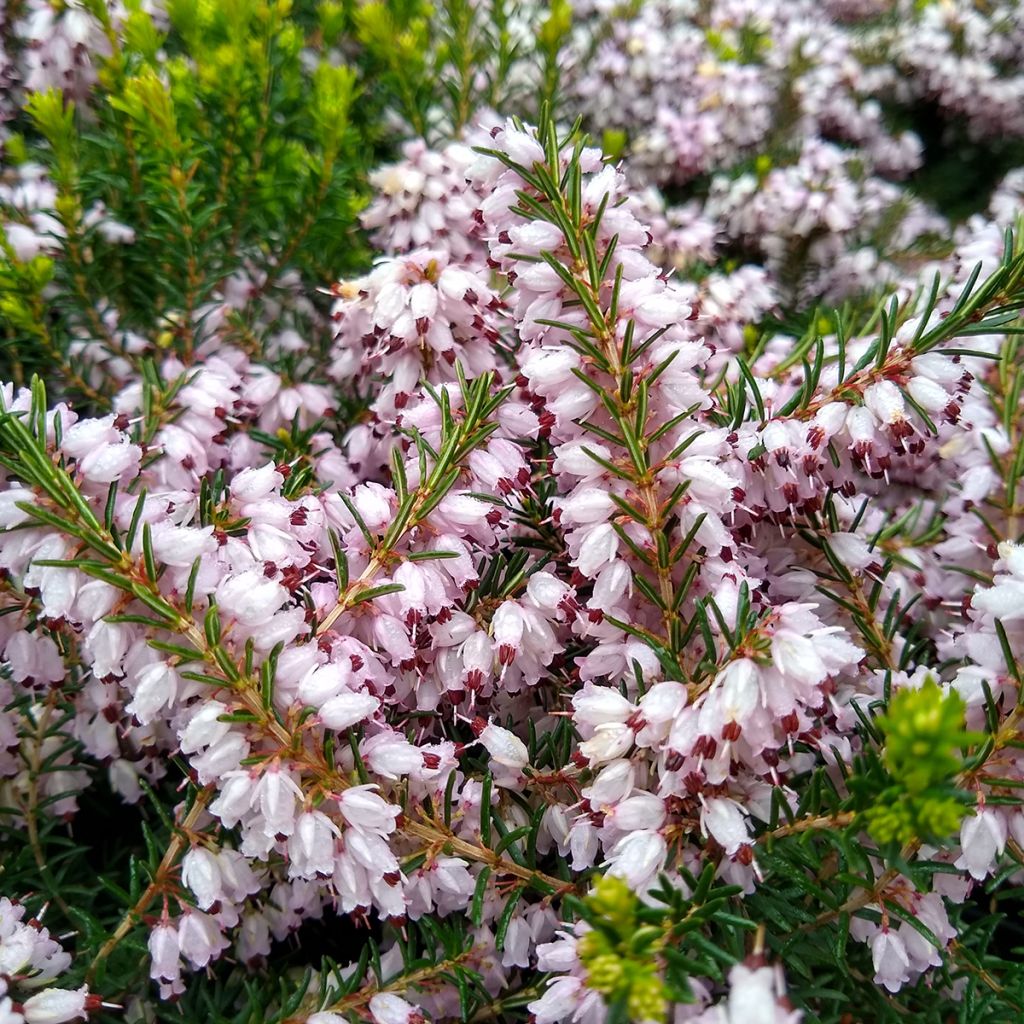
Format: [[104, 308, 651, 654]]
[[1, 0, 378, 404], [339, 0, 547, 140]]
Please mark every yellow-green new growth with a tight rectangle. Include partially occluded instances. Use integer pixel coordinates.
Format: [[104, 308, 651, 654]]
[[863, 680, 982, 846], [881, 680, 977, 793], [577, 876, 669, 1024]]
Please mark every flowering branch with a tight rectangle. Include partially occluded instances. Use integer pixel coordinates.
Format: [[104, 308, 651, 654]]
[[316, 369, 512, 636], [86, 786, 214, 984]]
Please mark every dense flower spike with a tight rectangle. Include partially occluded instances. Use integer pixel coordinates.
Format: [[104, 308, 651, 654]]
[[3, 2, 1024, 1023]]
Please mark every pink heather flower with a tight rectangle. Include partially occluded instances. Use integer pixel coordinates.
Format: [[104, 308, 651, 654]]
[[361, 138, 488, 263], [6, 18, 1024, 1011], [5, 631, 65, 686]]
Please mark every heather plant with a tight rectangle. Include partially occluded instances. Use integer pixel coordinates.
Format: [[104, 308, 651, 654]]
[[1, 3, 1024, 1024]]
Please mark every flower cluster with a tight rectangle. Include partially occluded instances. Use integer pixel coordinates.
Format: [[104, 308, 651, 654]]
[[3, 3, 1024, 1024], [0, 898, 93, 1024], [558, 0, 1024, 303]]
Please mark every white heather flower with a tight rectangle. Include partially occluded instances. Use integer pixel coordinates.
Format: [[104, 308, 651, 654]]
[[150, 523, 217, 568], [289, 811, 341, 878], [491, 601, 525, 666], [0, 927, 36, 976], [0, 487, 36, 527], [180, 848, 223, 911], [126, 661, 178, 725], [298, 662, 350, 706], [216, 570, 288, 627], [718, 963, 802, 1024], [177, 910, 227, 969], [770, 630, 827, 688], [717, 658, 761, 725], [318, 691, 380, 731], [559, 488, 615, 526], [585, 760, 636, 807], [701, 797, 750, 855], [528, 976, 585, 1024], [863, 379, 907, 426], [257, 767, 304, 838], [829, 532, 874, 572], [871, 928, 911, 993], [231, 462, 284, 502], [997, 541, 1024, 576], [477, 721, 530, 769], [955, 808, 1008, 880], [78, 440, 141, 484], [606, 793, 666, 832], [579, 723, 635, 765], [338, 786, 400, 836], [22, 985, 89, 1024], [605, 829, 666, 890], [179, 701, 232, 754], [60, 415, 118, 458], [574, 522, 620, 576], [148, 923, 181, 984], [215, 849, 260, 902], [572, 684, 635, 728], [208, 771, 257, 828], [361, 730, 423, 780], [368, 992, 419, 1024]]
